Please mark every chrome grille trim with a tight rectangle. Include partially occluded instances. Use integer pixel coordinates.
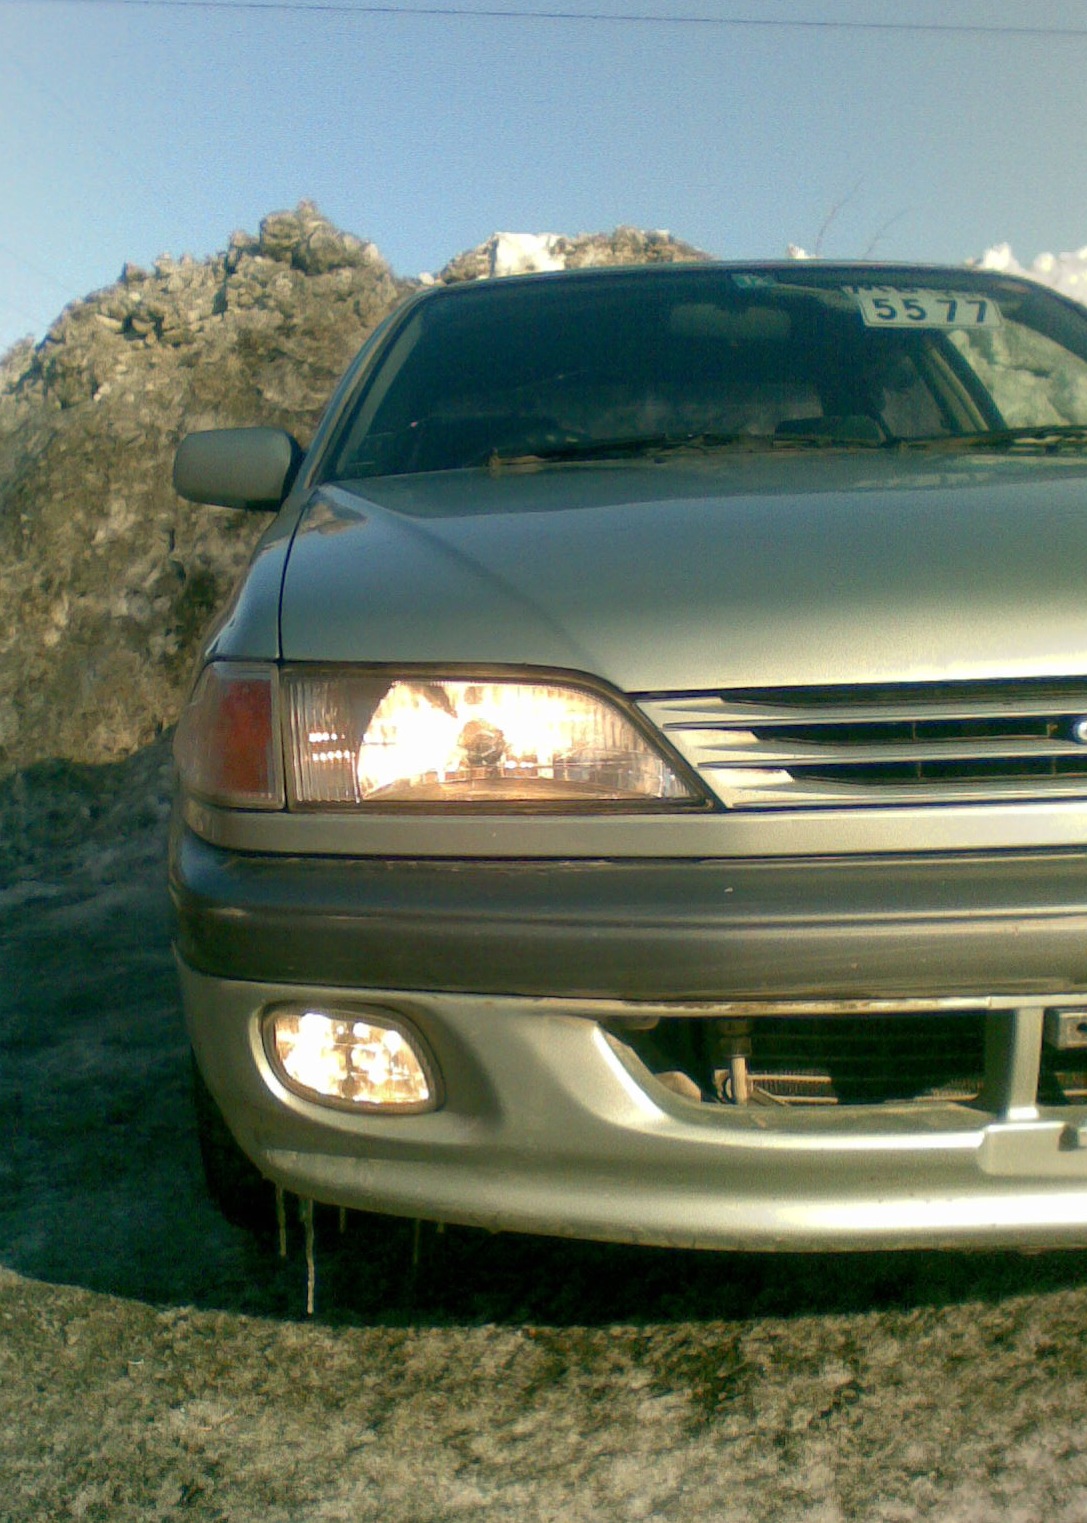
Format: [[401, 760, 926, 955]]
[[638, 679, 1087, 809]]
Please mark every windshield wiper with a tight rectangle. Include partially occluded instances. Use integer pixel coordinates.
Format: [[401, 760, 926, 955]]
[[490, 422, 890, 469], [902, 425, 1087, 453], [488, 431, 748, 468]]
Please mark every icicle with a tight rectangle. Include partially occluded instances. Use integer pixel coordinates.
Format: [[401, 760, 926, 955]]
[[275, 1184, 287, 1259], [301, 1197, 316, 1316]]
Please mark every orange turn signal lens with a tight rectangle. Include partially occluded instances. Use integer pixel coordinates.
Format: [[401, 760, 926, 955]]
[[174, 662, 284, 809]]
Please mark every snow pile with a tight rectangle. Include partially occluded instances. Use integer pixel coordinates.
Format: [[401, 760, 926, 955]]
[[438, 227, 708, 284], [975, 241, 1087, 304], [489, 231, 566, 277]]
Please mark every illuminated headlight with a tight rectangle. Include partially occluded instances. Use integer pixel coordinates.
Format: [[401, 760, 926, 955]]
[[284, 671, 700, 807], [266, 1008, 439, 1112]]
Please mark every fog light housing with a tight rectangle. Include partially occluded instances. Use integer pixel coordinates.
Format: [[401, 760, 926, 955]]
[[265, 1008, 440, 1112]]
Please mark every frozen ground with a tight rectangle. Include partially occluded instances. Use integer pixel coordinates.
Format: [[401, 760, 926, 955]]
[[4, 742, 1087, 1520]]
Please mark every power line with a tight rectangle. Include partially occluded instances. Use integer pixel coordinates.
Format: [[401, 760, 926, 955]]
[[0, 239, 76, 299], [0, 296, 51, 334], [4, 0, 1087, 35]]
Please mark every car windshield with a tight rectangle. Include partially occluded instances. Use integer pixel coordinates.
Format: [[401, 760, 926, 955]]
[[320, 266, 1087, 481]]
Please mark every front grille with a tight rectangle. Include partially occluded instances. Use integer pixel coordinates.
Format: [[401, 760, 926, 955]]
[[741, 1014, 984, 1105], [637, 677, 1087, 809], [1041, 1055, 1087, 1103], [607, 1001, 1087, 1111], [609, 1007, 987, 1107]]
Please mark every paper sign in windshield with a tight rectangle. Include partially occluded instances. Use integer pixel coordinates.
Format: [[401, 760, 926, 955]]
[[848, 287, 1002, 329]]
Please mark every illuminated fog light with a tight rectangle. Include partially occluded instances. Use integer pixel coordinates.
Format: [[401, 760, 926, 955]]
[[266, 1008, 439, 1112]]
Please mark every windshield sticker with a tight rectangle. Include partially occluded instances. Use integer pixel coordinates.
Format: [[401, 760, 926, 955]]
[[846, 286, 1003, 329]]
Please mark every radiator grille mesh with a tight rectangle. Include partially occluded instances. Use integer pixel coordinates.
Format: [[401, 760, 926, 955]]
[[610, 1008, 988, 1108]]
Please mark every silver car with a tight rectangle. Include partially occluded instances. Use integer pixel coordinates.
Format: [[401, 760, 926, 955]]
[[171, 261, 1087, 1249]]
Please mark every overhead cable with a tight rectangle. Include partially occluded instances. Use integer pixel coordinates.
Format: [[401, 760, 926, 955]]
[[7, 0, 1087, 36]]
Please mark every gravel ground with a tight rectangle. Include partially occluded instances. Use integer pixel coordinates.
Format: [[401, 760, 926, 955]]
[[5, 741, 1087, 1521]]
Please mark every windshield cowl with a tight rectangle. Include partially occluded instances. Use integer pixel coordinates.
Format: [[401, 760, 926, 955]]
[[486, 418, 894, 470]]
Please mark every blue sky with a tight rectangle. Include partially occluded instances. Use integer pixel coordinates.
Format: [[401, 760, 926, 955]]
[[3, 0, 1087, 357]]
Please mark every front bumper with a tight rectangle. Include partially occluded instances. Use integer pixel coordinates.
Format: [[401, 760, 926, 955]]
[[172, 829, 1087, 1000], [172, 829, 1087, 1248]]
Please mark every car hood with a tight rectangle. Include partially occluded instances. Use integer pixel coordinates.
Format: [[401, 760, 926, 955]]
[[279, 451, 1087, 692]]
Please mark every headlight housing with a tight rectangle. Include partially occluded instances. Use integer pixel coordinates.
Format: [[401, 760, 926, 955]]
[[176, 663, 702, 810], [285, 669, 699, 806]]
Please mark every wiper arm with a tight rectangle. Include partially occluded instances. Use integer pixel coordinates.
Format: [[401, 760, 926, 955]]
[[768, 430, 888, 450], [902, 425, 1087, 453]]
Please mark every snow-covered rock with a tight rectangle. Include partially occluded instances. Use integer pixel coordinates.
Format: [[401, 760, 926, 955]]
[[489, 232, 566, 278], [439, 226, 709, 284]]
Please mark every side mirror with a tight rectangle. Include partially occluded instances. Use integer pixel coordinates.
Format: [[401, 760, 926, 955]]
[[173, 427, 305, 511]]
